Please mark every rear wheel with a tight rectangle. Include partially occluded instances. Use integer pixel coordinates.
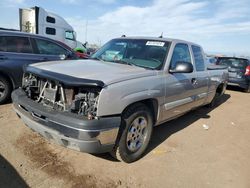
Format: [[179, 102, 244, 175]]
[[207, 92, 220, 108], [207, 84, 226, 108], [244, 83, 250, 93], [0, 76, 12, 104], [110, 103, 153, 163]]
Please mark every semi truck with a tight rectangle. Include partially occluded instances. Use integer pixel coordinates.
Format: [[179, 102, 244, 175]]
[[19, 6, 86, 53]]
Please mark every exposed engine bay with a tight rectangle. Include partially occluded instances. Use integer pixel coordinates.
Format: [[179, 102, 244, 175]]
[[22, 73, 100, 119]]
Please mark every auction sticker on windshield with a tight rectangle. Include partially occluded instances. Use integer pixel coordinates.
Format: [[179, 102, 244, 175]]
[[146, 41, 165, 47]]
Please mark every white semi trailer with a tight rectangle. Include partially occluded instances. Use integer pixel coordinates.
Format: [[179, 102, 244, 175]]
[[19, 6, 85, 52]]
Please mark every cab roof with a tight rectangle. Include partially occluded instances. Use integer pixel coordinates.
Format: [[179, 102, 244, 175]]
[[113, 36, 202, 47]]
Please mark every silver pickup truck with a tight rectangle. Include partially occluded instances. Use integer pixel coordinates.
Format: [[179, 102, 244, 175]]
[[12, 37, 228, 163]]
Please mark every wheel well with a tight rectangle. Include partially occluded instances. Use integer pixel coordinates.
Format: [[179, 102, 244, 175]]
[[122, 99, 159, 124], [0, 72, 13, 90]]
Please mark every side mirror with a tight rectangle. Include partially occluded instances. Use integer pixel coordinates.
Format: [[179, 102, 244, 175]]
[[60, 51, 77, 60], [59, 54, 66, 60], [169, 61, 193, 73]]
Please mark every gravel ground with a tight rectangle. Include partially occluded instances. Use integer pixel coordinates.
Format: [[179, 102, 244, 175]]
[[0, 88, 249, 188]]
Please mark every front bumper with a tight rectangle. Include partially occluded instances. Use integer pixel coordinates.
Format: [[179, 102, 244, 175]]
[[12, 88, 121, 153]]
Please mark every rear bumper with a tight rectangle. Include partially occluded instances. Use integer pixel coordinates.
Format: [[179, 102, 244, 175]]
[[228, 77, 249, 89], [12, 88, 121, 153]]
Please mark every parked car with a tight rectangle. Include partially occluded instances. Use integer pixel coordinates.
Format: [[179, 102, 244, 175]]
[[206, 56, 218, 64], [0, 29, 77, 104], [216, 57, 250, 92], [12, 37, 228, 163], [75, 51, 90, 59], [87, 47, 98, 55]]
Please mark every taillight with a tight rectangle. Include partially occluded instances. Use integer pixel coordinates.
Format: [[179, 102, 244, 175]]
[[245, 65, 250, 76]]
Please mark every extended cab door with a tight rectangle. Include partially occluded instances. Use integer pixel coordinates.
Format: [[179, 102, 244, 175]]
[[190, 45, 209, 107], [160, 43, 197, 121]]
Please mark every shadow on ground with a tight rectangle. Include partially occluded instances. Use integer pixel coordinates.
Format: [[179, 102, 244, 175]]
[[0, 154, 29, 188], [145, 93, 231, 155], [226, 85, 245, 92], [95, 93, 230, 162]]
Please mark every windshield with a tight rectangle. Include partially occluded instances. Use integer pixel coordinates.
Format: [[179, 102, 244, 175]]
[[91, 39, 170, 70], [65, 31, 76, 41]]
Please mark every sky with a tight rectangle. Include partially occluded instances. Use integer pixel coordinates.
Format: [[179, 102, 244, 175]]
[[0, 0, 250, 56]]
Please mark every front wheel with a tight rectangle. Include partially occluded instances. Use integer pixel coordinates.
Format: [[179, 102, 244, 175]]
[[0, 76, 12, 104], [110, 103, 153, 163]]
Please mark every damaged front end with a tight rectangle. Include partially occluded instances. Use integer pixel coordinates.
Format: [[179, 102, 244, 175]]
[[22, 72, 102, 120], [12, 67, 120, 154]]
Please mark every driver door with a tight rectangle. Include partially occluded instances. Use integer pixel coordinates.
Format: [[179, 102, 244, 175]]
[[160, 43, 197, 121]]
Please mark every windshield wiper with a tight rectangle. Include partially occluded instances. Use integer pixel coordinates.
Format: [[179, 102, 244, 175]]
[[114, 59, 154, 70], [113, 59, 135, 66]]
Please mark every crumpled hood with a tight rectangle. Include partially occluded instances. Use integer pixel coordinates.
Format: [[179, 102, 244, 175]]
[[29, 59, 156, 85]]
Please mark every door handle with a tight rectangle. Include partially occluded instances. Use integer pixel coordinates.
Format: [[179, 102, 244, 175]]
[[191, 78, 198, 85]]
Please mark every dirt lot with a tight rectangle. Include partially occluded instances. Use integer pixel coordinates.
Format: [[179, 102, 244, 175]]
[[0, 88, 250, 188]]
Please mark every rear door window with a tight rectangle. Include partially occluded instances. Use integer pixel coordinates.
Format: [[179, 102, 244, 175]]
[[191, 45, 205, 71], [34, 39, 68, 55], [1, 36, 32, 53]]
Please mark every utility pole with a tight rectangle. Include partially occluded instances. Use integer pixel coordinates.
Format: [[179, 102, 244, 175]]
[[85, 20, 88, 43]]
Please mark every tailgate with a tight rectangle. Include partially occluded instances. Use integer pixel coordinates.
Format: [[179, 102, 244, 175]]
[[217, 58, 248, 79]]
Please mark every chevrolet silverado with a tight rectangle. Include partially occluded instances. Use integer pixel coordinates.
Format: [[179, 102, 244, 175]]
[[12, 37, 228, 163]]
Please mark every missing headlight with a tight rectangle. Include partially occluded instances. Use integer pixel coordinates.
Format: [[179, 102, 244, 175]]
[[22, 73, 101, 119], [70, 88, 100, 119]]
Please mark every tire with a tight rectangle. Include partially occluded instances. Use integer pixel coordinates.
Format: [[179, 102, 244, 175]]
[[110, 103, 153, 163], [206, 92, 220, 108], [244, 84, 250, 93], [0, 75, 12, 104]]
